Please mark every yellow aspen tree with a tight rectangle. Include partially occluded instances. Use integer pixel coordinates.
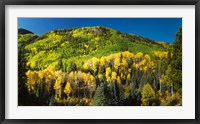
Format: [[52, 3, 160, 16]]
[[106, 67, 111, 83], [127, 73, 131, 80], [135, 52, 143, 62], [111, 71, 117, 81], [122, 59, 128, 67], [114, 57, 121, 71], [91, 57, 99, 73], [26, 70, 38, 92], [54, 76, 62, 99], [116, 76, 121, 84], [144, 54, 151, 62], [64, 81, 72, 97], [122, 51, 134, 59], [141, 83, 155, 106]]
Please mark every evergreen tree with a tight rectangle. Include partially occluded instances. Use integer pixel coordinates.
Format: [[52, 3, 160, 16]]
[[93, 83, 108, 106], [18, 47, 31, 105], [171, 26, 182, 94]]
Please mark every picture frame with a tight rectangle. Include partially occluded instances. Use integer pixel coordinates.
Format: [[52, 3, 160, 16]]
[[0, 0, 199, 123]]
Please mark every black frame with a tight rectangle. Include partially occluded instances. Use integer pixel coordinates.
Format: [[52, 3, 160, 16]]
[[0, 0, 199, 124]]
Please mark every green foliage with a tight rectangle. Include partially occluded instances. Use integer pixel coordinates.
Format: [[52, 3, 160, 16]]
[[171, 26, 182, 94], [18, 34, 39, 47], [93, 83, 108, 106], [18, 46, 30, 105]]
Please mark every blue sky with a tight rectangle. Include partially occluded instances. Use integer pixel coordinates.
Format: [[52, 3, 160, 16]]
[[18, 18, 182, 44]]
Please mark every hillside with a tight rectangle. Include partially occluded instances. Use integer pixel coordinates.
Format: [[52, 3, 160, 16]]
[[18, 26, 181, 106], [18, 26, 169, 71]]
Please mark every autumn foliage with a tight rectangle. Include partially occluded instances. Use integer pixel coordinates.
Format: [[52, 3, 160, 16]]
[[18, 26, 182, 106]]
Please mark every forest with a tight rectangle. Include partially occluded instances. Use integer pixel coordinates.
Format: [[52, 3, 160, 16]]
[[18, 26, 182, 106]]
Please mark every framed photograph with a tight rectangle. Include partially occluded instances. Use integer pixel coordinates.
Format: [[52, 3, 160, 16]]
[[0, 0, 199, 123]]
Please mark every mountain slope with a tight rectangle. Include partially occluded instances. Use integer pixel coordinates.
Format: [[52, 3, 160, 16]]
[[18, 26, 182, 106], [18, 26, 170, 71]]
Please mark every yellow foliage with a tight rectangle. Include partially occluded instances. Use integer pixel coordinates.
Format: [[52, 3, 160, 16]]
[[106, 54, 116, 62], [143, 66, 148, 72], [61, 41, 69, 47], [100, 57, 106, 66], [116, 76, 121, 84], [154, 51, 168, 59], [122, 59, 128, 67], [67, 71, 96, 93], [26, 70, 40, 92], [141, 83, 155, 106], [83, 62, 89, 70], [135, 52, 143, 60], [91, 57, 99, 73], [31, 47, 37, 53], [72, 29, 85, 38], [114, 57, 121, 70], [106, 67, 111, 78], [139, 59, 146, 66], [134, 63, 139, 69], [24, 49, 175, 106], [127, 73, 131, 80], [144, 54, 151, 61], [64, 82, 72, 96], [111, 71, 117, 80], [98, 74, 103, 81], [83, 57, 100, 72], [54, 76, 62, 99], [68, 71, 77, 81], [48, 33, 62, 40], [29, 60, 36, 69], [46, 65, 55, 74], [148, 61, 155, 69], [122, 51, 134, 59], [54, 76, 62, 90], [84, 44, 89, 49]]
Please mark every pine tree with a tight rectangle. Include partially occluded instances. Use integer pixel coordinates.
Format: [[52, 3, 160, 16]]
[[18, 48, 29, 105], [93, 83, 107, 106], [171, 26, 182, 94]]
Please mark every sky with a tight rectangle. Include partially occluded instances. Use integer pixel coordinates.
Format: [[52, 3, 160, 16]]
[[18, 18, 182, 44]]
